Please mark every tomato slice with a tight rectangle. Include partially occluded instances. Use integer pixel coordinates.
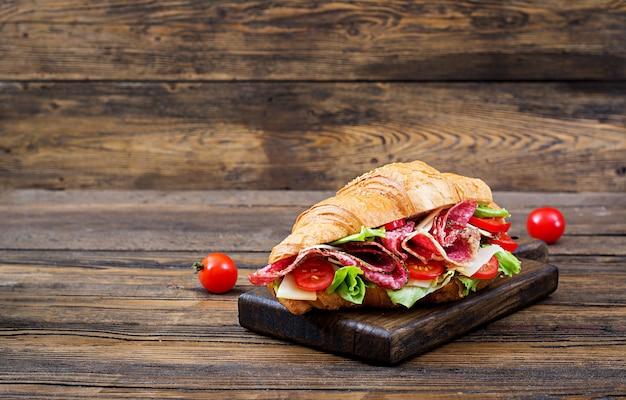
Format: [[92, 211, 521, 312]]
[[469, 216, 511, 233], [384, 218, 406, 231], [471, 256, 499, 279], [491, 233, 519, 252], [292, 258, 336, 291], [406, 258, 445, 280]]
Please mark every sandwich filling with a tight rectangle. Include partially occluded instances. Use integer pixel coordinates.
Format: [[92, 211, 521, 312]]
[[249, 200, 521, 308]]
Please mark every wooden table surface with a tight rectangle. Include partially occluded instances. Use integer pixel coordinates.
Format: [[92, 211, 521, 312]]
[[1, 189, 624, 398]]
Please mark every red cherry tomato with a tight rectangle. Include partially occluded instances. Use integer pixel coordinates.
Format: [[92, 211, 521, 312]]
[[471, 256, 499, 279], [406, 258, 445, 280], [526, 207, 566, 244], [193, 253, 238, 293], [292, 257, 335, 291], [490, 232, 519, 252]]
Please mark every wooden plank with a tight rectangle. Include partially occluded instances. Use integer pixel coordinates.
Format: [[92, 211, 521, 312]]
[[0, 1, 624, 80], [0, 189, 332, 207], [1, 190, 624, 254], [0, 202, 299, 252], [1, 82, 625, 192], [1, 189, 623, 208], [2, 333, 624, 396], [0, 202, 624, 254]]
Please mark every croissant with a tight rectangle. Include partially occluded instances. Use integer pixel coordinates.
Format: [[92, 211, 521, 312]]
[[249, 160, 521, 315]]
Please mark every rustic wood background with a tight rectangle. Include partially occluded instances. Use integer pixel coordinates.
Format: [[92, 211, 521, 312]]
[[1, 1, 625, 192], [1, 190, 625, 397]]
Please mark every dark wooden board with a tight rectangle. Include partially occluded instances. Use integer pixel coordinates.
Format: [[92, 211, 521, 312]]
[[239, 243, 558, 365]]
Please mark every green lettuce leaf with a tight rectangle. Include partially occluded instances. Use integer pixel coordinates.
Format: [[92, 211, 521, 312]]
[[474, 204, 511, 218], [329, 226, 386, 245], [326, 265, 366, 304], [457, 276, 482, 297], [495, 250, 522, 277], [386, 270, 455, 308], [272, 278, 281, 294]]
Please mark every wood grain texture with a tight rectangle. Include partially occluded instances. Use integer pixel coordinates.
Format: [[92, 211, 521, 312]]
[[1, 1, 624, 193], [1, 190, 624, 253], [0, 190, 625, 397], [0, 0, 624, 80], [2, 82, 625, 192]]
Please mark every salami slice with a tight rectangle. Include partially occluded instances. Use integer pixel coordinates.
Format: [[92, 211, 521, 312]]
[[339, 241, 408, 290], [402, 230, 445, 262], [432, 199, 477, 246], [249, 243, 408, 290], [250, 200, 481, 288], [380, 221, 415, 260], [248, 254, 297, 286]]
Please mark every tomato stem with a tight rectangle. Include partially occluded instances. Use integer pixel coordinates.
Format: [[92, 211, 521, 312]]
[[192, 261, 204, 272]]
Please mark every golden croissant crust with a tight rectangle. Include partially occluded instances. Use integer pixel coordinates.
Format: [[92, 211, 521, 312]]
[[269, 160, 492, 264]]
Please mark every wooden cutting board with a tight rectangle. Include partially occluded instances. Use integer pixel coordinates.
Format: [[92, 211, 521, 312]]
[[238, 241, 558, 365]]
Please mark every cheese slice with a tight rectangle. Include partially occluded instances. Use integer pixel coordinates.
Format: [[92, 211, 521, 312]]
[[414, 206, 445, 232], [453, 245, 503, 277], [406, 278, 436, 288], [275, 273, 317, 301]]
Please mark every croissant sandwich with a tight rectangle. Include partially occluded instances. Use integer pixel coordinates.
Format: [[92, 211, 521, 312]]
[[248, 160, 522, 315]]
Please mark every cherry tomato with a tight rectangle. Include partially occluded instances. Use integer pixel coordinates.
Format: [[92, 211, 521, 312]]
[[193, 252, 238, 294], [526, 207, 566, 244], [471, 256, 499, 279], [292, 257, 335, 291], [490, 232, 519, 252], [468, 216, 511, 233], [384, 218, 406, 231], [406, 258, 445, 280]]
